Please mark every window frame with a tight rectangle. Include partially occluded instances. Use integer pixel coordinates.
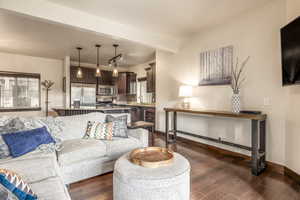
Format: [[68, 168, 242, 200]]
[[0, 71, 41, 112]]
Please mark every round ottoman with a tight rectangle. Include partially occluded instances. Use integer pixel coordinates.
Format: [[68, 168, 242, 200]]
[[113, 152, 190, 200]]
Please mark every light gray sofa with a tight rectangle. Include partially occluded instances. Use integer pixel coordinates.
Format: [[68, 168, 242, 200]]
[[0, 112, 148, 200]]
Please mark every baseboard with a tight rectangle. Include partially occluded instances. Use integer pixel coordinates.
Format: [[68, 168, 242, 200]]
[[155, 130, 284, 175], [284, 167, 300, 184]]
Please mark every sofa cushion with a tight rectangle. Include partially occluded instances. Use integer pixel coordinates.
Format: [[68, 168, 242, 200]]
[[29, 177, 71, 200], [58, 139, 107, 166], [57, 112, 131, 141], [57, 113, 108, 141], [102, 137, 142, 160], [0, 151, 58, 184]]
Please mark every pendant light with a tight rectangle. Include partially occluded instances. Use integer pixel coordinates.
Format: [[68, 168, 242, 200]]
[[112, 44, 119, 77], [76, 47, 83, 79], [95, 44, 101, 77]]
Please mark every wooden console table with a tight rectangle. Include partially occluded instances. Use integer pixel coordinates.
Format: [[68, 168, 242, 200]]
[[164, 107, 267, 176]]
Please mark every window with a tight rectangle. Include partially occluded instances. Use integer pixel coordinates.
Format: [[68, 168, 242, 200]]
[[0, 71, 41, 112]]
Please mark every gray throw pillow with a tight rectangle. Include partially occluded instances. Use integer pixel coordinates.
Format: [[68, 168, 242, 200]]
[[105, 115, 128, 138], [0, 117, 25, 159]]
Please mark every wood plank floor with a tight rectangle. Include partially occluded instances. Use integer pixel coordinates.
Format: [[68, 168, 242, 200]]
[[69, 134, 300, 200]]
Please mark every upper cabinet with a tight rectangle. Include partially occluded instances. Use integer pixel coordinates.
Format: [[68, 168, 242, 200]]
[[98, 70, 114, 86], [146, 62, 156, 93], [117, 72, 137, 95], [70, 66, 114, 86], [70, 66, 97, 84]]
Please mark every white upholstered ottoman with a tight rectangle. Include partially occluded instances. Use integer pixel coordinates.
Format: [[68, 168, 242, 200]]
[[113, 152, 190, 200]]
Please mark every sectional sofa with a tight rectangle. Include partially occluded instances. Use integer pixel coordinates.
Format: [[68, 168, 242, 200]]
[[0, 112, 148, 200]]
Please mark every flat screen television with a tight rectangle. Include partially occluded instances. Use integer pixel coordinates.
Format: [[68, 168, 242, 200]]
[[281, 16, 300, 86]]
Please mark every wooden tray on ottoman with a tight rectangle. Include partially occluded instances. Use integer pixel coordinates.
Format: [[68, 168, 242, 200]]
[[129, 147, 174, 168]]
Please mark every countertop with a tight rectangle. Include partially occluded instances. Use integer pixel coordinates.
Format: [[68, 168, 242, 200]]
[[52, 106, 132, 111], [116, 102, 156, 108]]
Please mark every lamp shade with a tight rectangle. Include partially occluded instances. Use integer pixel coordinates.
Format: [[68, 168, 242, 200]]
[[179, 85, 192, 97]]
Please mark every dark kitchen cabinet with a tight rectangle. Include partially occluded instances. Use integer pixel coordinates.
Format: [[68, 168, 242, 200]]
[[144, 108, 155, 123], [129, 106, 155, 127], [97, 70, 114, 86], [70, 66, 97, 84], [117, 72, 137, 95], [146, 62, 156, 93], [130, 107, 143, 122]]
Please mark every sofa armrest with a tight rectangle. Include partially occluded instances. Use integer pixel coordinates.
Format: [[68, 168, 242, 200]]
[[127, 128, 148, 148]]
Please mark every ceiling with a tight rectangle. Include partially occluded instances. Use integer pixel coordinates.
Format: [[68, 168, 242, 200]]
[[48, 0, 273, 38], [0, 11, 155, 66]]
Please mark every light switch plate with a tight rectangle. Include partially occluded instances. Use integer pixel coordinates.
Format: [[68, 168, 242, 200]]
[[263, 97, 271, 106]]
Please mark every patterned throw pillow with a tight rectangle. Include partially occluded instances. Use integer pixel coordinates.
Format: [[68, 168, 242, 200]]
[[105, 115, 128, 138], [83, 121, 114, 140], [0, 169, 37, 200], [36, 117, 64, 153]]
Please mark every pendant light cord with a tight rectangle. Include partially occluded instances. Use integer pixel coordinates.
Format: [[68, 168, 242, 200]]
[[97, 46, 99, 67]]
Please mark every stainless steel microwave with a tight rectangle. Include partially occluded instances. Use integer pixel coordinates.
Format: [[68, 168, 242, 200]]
[[98, 85, 116, 96]]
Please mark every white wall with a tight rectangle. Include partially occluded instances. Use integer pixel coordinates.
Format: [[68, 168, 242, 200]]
[[128, 60, 155, 79], [285, 0, 300, 174], [0, 52, 64, 116], [156, 0, 288, 165]]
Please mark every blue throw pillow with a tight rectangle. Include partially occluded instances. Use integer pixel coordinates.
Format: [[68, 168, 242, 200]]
[[2, 126, 55, 158]]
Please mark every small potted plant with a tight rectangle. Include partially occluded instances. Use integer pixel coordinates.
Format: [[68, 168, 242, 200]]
[[231, 57, 250, 113]]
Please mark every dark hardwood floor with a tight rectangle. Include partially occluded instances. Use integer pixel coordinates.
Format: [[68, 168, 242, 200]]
[[69, 134, 300, 200]]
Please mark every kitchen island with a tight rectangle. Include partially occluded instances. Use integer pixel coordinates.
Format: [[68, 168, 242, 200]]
[[52, 106, 131, 116]]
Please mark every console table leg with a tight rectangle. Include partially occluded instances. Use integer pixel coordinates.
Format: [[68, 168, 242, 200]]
[[251, 119, 259, 176], [259, 120, 267, 171], [173, 112, 177, 142], [165, 111, 169, 148], [251, 119, 266, 176]]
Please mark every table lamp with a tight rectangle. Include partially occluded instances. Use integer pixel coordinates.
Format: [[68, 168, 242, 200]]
[[179, 85, 192, 108]]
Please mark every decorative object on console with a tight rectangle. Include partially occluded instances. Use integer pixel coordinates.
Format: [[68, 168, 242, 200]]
[[95, 44, 102, 77], [199, 45, 233, 86], [231, 56, 250, 113], [105, 115, 128, 138], [0, 169, 37, 200], [83, 121, 114, 140], [41, 80, 54, 117], [179, 85, 192, 108]]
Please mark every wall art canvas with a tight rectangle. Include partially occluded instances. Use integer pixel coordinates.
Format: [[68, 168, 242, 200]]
[[199, 45, 233, 86]]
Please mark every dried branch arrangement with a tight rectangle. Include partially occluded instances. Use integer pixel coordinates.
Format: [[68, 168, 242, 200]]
[[231, 56, 250, 94], [41, 80, 54, 90]]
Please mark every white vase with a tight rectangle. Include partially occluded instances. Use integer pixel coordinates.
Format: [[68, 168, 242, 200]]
[[232, 93, 241, 113]]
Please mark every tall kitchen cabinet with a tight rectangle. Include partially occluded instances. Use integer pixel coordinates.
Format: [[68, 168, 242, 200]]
[[117, 72, 137, 95], [145, 62, 156, 102], [146, 62, 155, 93]]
